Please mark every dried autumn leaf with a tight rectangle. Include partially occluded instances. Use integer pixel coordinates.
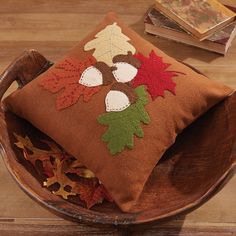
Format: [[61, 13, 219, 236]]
[[72, 179, 113, 209], [14, 133, 61, 156], [14, 133, 113, 207], [14, 133, 62, 177], [132, 50, 184, 100], [92, 184, 113, 204], [44, 158, 77, 199]]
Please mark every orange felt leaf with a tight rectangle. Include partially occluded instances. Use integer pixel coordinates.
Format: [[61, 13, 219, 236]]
[[56, 83, 100, 110], [39, 56, 101, 110], [39, 56, 96, 92]]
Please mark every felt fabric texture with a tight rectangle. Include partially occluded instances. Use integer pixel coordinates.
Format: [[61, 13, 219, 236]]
[[84, 22, 136, 66], [3, 12, 233, 212], [132, 51, 183, 99], [98, 85, 150, 154], [39, 55, 102, 110], [105, 90, 131, 112], [112, 62, 138, 83]]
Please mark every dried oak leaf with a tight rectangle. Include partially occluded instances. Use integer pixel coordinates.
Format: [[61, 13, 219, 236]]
[[45, 158, 112, 208], [14, 134, 113, 208], [14, 133, 62, 177], [39, 56, 101, 110], [44, 158, 77, 199], [132, 50, 185, 100], [72, 179, 113, 209]]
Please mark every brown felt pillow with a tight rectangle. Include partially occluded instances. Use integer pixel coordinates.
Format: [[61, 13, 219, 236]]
[[3, 12, 233, 212]]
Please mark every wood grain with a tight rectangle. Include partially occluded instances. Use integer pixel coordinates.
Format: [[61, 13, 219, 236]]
[[0, 0, 236, 235]]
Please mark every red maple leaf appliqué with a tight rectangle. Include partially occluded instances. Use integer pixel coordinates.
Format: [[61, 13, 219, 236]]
[[39, 56, 101, 110], [131, 50, 185, 100]]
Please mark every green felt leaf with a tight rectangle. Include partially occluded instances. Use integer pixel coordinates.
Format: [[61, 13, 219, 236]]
[[98, 86, 150, 155]]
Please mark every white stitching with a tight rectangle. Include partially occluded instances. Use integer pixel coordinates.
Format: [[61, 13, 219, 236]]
[[106, 101, 131, 112]]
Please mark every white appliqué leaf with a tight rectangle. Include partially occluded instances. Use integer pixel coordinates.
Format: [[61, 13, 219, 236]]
[[84, 22, 136, 66]]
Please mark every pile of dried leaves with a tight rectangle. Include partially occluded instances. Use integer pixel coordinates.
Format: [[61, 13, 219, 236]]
[[14, 133, 113, 209]]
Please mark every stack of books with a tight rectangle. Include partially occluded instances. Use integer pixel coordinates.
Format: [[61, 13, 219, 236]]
[[145, 0, 236, 55]]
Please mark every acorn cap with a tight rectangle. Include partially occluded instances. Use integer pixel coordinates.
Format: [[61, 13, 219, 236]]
[[111, 82, 137, 104], [112, 51, 141, 68], [94, 62, 114, 86]]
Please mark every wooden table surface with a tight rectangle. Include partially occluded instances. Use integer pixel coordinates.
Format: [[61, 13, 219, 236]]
[[0, 0, 236, 235]]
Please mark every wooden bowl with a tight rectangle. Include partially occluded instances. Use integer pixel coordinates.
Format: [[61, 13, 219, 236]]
[[0, 50, 235, 225]]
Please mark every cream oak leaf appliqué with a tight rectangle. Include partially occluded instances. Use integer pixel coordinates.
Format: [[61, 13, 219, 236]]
[[84, 22, 136, 66]]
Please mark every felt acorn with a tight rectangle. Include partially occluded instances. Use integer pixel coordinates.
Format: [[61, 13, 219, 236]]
[[79, 61, 113, 87], [105, 82, 137, 112], [111, 51, 141, 83]]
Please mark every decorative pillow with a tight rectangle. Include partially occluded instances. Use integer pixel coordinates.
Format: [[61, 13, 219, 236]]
[[3, 12, 233, 212]]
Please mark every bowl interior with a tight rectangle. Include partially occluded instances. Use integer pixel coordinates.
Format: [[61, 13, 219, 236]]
[[1, 93, 236, 224]]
